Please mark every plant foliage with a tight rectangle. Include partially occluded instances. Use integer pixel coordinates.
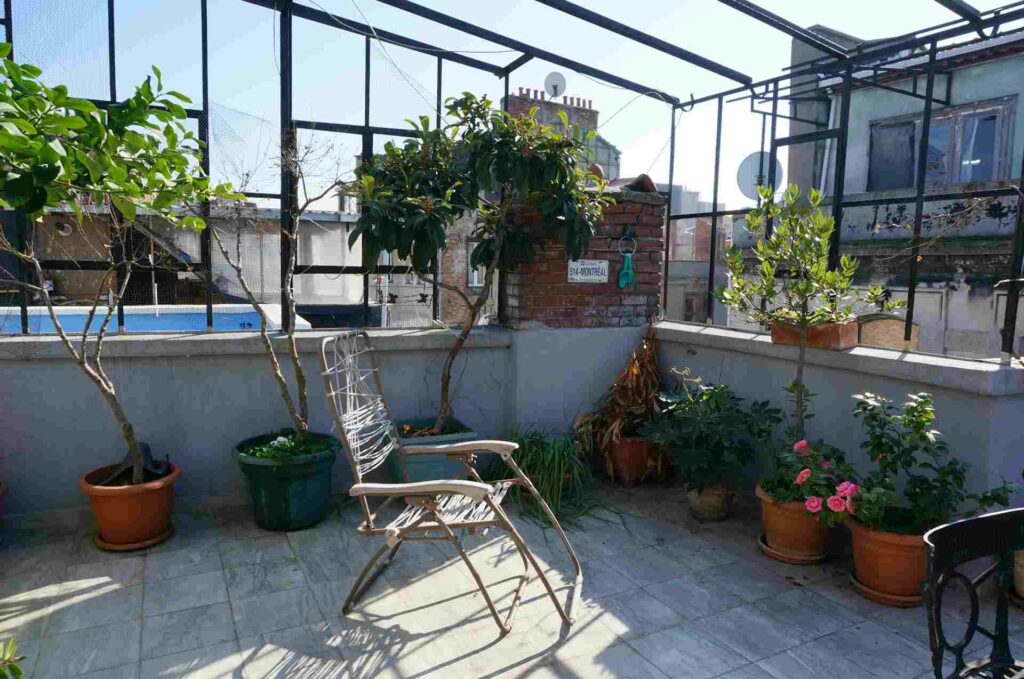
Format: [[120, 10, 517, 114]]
[[640, 377, 781, 492], [0, 638, 23, 679], [851, 392, 1017, 534], [240, 429, 332, 464]]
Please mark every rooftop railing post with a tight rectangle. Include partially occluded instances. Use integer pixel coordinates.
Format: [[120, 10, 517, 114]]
[[765, 80, 779, 235], [1000, 153, 1024, 356], [15, 209, 27, 334], [362, 36, 371, 328], [706, 96, 724, 323], [904, 41, 938, 344], [279, 0, 294, 334], [200, 0, 213, 331], [432, 57, 442, 324], [107, 0, 125, 332], [662, 105, 676, 312], [829, 64, 853, 270]]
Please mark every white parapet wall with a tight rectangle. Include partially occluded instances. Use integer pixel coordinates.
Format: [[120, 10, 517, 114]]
[[655, 321, 1024, 500]]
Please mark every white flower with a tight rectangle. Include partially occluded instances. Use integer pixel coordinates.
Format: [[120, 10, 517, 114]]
[[270, 436, 290, 447]]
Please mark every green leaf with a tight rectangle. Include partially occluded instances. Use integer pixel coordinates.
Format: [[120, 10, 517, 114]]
[[0, 43, 11, 59], [109, 194, 137, 221]]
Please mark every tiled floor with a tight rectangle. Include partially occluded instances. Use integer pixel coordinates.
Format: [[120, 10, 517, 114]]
[[1, 482, 1021, 678]]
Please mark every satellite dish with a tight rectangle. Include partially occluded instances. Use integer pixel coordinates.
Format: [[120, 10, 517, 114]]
[[544, 72, 567, 99], [737, 151, 783, 202]]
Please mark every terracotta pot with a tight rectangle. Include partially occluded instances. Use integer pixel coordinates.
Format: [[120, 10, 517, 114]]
[[756, 485, 828, 564], [771, 318, 858, 350], [609, 438, 662, 487], [687, 485, 733, 521], [79, 463, 181, 551], [848, 517, 925, 607]]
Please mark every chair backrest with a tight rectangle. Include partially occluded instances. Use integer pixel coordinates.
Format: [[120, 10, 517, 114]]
[[321, 331, 402, 494], [923, 507, 1024, 678]]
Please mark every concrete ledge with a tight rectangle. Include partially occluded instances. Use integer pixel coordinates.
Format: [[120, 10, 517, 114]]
[[0, 326, 513, 361], [655, 321, 1024, 397]]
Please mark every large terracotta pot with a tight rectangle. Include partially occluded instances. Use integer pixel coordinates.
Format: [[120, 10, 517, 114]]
[[848, 517, 925, 607], [771, 319, 858, 350], [609, 437, 662, 487], [79, 463, 181, 551], [687, 485, 733, 521], [756, 485, 828, 564]]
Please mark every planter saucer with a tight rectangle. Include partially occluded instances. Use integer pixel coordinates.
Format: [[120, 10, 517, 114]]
[[93, 524, 174, 552], [850, 572, 922, 607], [758, 533, 827, 565]]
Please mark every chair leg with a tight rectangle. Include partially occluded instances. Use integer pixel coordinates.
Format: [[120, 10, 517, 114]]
[[430, 509, 511, 636], [342, 540, 403, 615], [490, 498, 575, 626], [502, 456, 584, 619]]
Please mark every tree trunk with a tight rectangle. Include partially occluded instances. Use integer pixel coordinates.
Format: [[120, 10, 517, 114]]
[[793, 298, 809, 439]]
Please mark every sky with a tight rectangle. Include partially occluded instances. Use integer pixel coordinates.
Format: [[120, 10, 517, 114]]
[[9, 0, 1018, 210]]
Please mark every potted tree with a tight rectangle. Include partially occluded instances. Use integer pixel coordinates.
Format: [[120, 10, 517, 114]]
[[756, 437, 855, 563], [849, 392, 1017, 606], [641, 377, 780, 520], [353, 94, 609, 475], [0, 50, 236, 548], [211, 133, 353, 531]]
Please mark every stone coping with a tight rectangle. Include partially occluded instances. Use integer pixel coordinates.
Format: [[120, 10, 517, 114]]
[[0, 326, 512, 361], [655, 320, 1024, 397]]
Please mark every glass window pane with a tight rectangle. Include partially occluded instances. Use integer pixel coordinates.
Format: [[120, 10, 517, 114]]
[[924, 122, 951, 187], [868, 123, 915, 191], [959, 114, 998, 183]]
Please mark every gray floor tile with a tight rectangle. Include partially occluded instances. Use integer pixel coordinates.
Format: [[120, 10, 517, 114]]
[[604, 546, 690, 585], [35, 620, 141, 678], [577, 560, 636, 599], [715, 665, 777, 679], [0, 572, 58, 641], [648, 573, 744, 621], [661, 534, 742, 571], [694, 603, 809, 662], [65, 556, 145, 587], [144, 544, 222, 583], [696, 560, 794, 604], [238, 622, 346, 679], [225, 558, 307, 601], [584, 588, 684, 641], [219, 536, 294, 570], [143, 571, 229, 617], [47, 582, 143, 635], [552, 642, 670, 678], [753, 588, 865, 640], [141, 602, 236, 660], [139, 640, 244, 679], [296, 550, 361, 585], [628, 623, 749, 679], [230, 586, 323, 639]]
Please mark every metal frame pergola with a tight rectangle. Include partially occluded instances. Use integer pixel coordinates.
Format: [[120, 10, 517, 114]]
[[4, 0, 1024, 356]]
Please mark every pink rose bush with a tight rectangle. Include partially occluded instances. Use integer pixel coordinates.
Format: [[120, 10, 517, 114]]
[[761, 436, 857, 528]]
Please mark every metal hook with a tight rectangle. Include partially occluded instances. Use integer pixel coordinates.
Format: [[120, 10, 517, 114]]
[[679, 93, 695, 113]]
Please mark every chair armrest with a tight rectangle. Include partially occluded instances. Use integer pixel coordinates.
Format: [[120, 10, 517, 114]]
[[400, 440, 519, 460], [349, 480, 493, 502]]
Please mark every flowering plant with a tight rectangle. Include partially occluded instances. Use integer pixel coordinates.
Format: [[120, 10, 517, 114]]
[[760, 438, 857, 527], [240, 429, 332, 463]]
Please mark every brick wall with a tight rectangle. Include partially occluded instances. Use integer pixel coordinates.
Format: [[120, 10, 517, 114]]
[[504, 188, 666, 329]]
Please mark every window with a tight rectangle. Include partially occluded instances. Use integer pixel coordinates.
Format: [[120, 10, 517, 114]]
[[467, 241, 485, 288], [866, 97, 1015, 192]]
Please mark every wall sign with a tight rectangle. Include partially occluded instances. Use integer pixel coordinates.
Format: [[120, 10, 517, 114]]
[[568, 259, 609, 283]]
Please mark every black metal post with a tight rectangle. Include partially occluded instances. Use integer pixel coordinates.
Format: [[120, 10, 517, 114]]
[[200, 0, 213, 330], [280, 0, 294, 334], [362, 36, 371, 328], [765, 80, 779, 235], [15, 209, 27, 334], [706, 96, 724, 322], [904, 41, 938, 344], [107, 0, 116, 101], [757, 112, 766, 205], [3, 0, 11, 46], [496, 73, 511, 326], [107, 0, 125, 331], [662, 105, 676, 311], [432, 57, 441, 323], [829, 64, 853, 269], [1000, 147, 1024, 355]]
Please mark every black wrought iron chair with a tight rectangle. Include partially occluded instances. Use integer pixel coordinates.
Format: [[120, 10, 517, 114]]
[[923, 507, 1024, 678]]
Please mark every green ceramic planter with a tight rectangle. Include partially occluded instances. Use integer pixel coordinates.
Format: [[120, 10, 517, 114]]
[[236, 432, 338, 531]]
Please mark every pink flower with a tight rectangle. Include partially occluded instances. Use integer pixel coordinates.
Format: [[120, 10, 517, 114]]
[[826, 495, 846, 512], [837, 481, 859, 498], [820, 459, 830, 469], [846, 498, 857, 516], [795, 468, 812, 485], [805, 496, 823, 513], [793, 440, 810, 455]]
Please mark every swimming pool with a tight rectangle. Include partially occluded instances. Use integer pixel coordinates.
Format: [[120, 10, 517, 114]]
[[0, 304, 312, 334]]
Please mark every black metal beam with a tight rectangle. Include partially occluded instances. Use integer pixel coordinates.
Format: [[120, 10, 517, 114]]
[[295, 264, 412, 275], [502, 53, 533, 76], [1001, 151, 1024, 354], [773, 128, 840, 147], [706, 96, 724, 322], [829, 66, 853, 269], [200, 0, 213, 331], [532, 0, 751, 85], [293, 119, 416, 138], [238, 0, 503, 75], [663, 106, 676, 309], [376, 0, 679, 104], [715, 0, 847, 59], [280, 0, 294, 334], [933, 0, 983, 23]]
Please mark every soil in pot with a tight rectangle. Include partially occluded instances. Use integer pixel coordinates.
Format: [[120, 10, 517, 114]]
[[756, 485, 828, 564], [771, 319, 858, 351], [237, 432, 338, 532], [609, 438, 663, 487], [80, 463, 181, 551], [848, 517, 926, 607], [687, 485, 733, 521]]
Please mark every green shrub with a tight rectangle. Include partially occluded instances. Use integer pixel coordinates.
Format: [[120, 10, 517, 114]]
[[240, 429, 331, 463]]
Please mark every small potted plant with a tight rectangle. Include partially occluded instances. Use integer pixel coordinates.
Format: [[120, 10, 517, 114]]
[[756, 437, 855, 564], [641, 377, 780, 521], [848, 392, 1017, 606], [235, 430, 339, 531]]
